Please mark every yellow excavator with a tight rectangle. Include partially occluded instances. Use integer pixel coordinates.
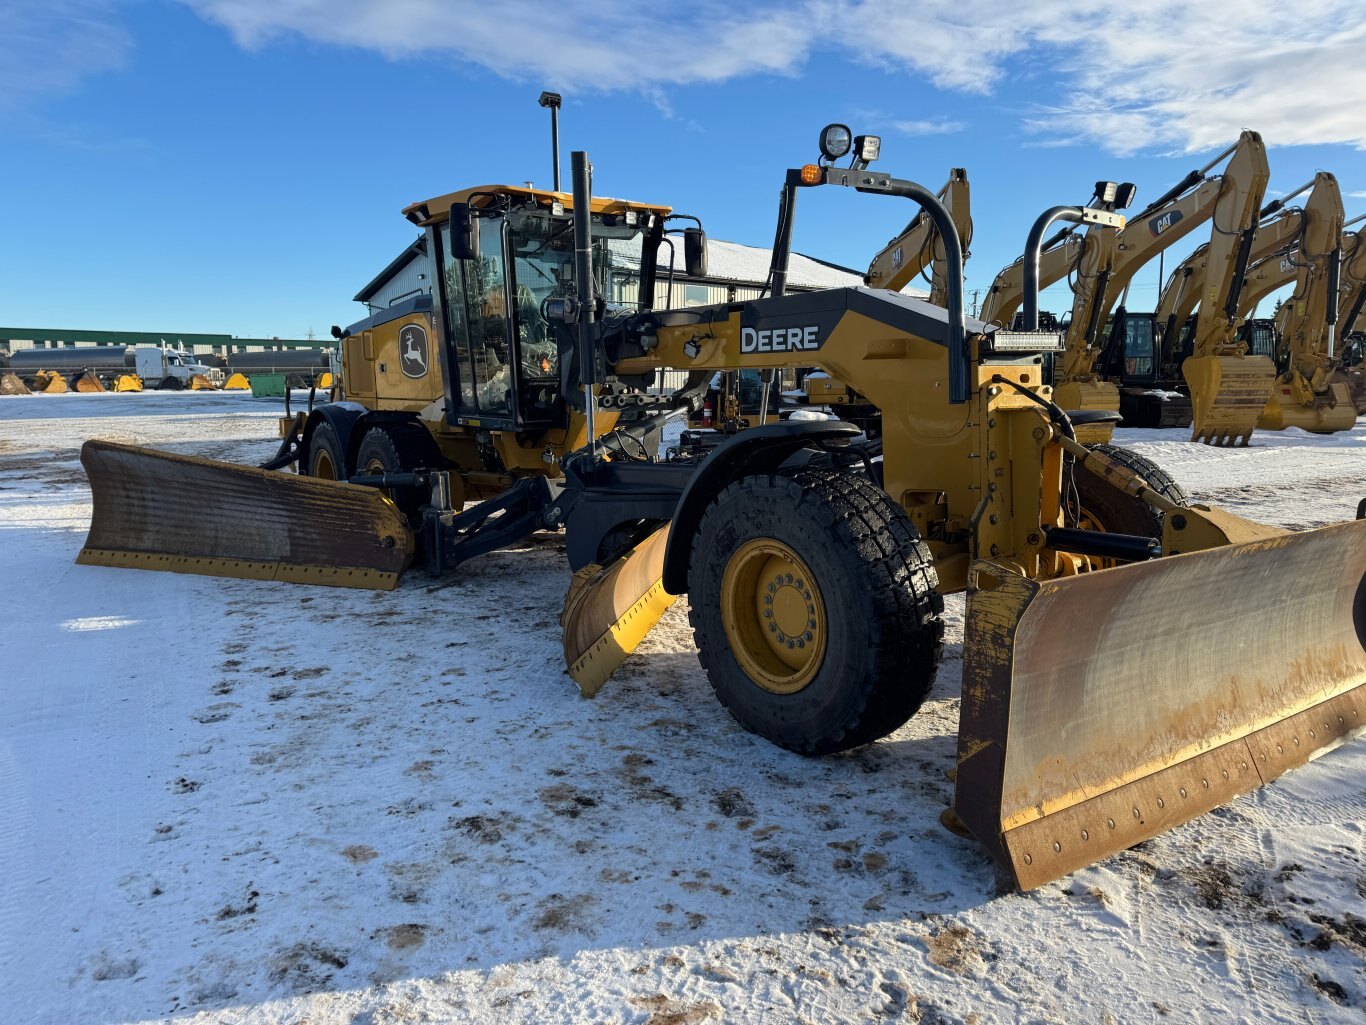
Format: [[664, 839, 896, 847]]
[[1256, 174, 1355, 432], [1100, 172, 1342, 433], [1052, 132, 1275, 445], [77, 129, 1366, 891]]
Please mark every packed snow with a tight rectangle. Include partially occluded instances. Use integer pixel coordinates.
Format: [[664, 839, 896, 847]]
[[1, 391, 1363, 1025]]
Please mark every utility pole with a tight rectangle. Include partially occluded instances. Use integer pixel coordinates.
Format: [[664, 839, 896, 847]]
[[969, 288, 981, 318]]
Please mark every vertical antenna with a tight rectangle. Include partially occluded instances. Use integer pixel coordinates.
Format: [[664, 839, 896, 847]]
[[539, 91, 563, 192]]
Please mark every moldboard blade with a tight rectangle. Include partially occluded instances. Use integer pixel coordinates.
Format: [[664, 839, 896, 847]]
[[78, 439, 413, 590], [956, 521, 1366, 889]]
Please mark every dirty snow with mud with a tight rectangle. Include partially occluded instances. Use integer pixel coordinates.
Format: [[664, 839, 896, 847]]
[[1, 391, 1363, 1025]]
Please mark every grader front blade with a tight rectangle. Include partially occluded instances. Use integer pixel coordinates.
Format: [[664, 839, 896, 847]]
[[956, 520, 1366, 889], [78, 439, 413, 589], [561, 524, 677, 697], [1183, 353, 1277, 445]]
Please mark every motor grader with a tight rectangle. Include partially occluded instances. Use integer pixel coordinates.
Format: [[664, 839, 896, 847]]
[[78, 130, 1366, 891]]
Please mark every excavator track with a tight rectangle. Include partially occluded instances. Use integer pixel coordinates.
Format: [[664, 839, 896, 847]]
[[956, 520, 1366, 889], [78, 439, 413, 589]]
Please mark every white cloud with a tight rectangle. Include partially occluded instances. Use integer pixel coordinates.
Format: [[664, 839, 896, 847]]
[[176, 0, 1366, 156], [893, 118, 965, 137], [0, 1, 132, 112], [1350, 191, 1366, 199]]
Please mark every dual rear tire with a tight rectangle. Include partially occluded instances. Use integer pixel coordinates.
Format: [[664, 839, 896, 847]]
[[305, 420, 440, 525]]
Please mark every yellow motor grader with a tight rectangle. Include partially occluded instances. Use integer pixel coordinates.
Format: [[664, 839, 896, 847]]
[[78, 130, 1365, 891]]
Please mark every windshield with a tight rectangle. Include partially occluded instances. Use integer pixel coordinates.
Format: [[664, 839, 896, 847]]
[[440, 206, 650, 423], [1122, 315, 1155, 378]]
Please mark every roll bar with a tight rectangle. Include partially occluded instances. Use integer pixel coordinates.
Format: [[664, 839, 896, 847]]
[[767, 166, 969, 403]]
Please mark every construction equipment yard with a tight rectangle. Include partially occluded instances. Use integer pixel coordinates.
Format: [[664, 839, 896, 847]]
[[2, 391, 1362, 1024]]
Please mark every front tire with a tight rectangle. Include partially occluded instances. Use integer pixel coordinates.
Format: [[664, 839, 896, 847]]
[[687, 469, 944, 756], [1073, 443, 1189, 539]]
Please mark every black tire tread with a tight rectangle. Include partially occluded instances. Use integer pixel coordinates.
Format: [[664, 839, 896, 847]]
[[688, 468, 944, 756]]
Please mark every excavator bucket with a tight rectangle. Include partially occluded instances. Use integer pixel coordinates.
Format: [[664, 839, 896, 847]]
[[0, 371, 29, 395], [223, 373, 251, 391], [955, 520, 1366, 890], [72, 371, 105, 393], [1183, 353, 1277, 445], [77, 439, 413, 589], [114, 374, 143, 392], [36, 371, 68, 394], [190, 374, 217, 390], [1258, 378, 1357, 434], [561, 524, 677, 697]]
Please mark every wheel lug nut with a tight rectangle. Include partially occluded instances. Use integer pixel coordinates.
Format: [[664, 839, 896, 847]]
[[786, 640, 795, 649], [803, 631, 813, 642], [784, 573, 793, 584], [768, 623, 777, 632], [763, 594, 772, 604], [763, 609, 772, 618]]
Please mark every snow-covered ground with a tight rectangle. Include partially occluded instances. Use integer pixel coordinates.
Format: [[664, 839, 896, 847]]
[[1, 391, 1363, 1025]]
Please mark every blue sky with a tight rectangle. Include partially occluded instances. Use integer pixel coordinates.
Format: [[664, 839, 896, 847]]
[[4, 0, 1365, 338]]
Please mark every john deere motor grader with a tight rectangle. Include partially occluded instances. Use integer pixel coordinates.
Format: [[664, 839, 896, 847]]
[[78, 131, 1366, 891]]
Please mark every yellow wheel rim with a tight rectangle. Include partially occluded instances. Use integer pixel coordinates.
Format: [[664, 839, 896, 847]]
[[720, 539, 826, 694], [313, 448, 337, 480]]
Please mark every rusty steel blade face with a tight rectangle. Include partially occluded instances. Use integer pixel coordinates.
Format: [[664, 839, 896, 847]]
[[957, 520, 1366, 889], [77, 439, 413, 590], [561, 525, 675, 696]]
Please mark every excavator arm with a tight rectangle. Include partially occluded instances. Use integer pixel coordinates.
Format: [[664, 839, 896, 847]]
[[1334, 215, 1366, 350], [1258, 173, 1353, 432], [980, 233, 1084, 328], [1156, 198, 1309, 353], [865, 168, 972, 304]]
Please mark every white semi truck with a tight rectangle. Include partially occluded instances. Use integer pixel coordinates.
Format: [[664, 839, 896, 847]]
[[133, 344, 224, 389]]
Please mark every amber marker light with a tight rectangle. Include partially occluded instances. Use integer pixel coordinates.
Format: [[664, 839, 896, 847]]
[[801, 164, 823, 185]]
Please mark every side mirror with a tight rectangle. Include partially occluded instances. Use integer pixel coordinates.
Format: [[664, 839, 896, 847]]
[[448, 203, 480, 261], [683, 227, 708, 278]]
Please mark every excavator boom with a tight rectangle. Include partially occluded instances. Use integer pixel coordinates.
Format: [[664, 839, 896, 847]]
[[865, 168, 971, 303]]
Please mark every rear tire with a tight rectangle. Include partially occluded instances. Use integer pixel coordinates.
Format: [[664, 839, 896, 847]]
[[354, 423, 440, 524], [306, 422, 347, 481], [1073, 444, 1189, 539], [687, 469, 944, 756]]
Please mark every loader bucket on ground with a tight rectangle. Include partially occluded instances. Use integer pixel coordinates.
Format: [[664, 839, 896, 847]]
[[956, 520, 1366, 890], [0, 371, 29, 395], [1183, 353, 1276, 445], [72, 371, 105, 393], [561, 524, 676, 697], [223, 373, 251, 391], [114, 374, 143, 392], [78, 439, 413, 589], [38, 371, 68, 394], [190, 374, 217, 390]]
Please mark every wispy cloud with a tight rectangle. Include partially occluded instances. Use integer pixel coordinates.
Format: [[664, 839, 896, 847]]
[[176, 0, 1366, 156], [1350, 191, 1366, 199], [0, 1, 132, 113], [892, 118, 965, 137]]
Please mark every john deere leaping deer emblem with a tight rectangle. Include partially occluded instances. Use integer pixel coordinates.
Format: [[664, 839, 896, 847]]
[[399, 324, 429, 379]]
